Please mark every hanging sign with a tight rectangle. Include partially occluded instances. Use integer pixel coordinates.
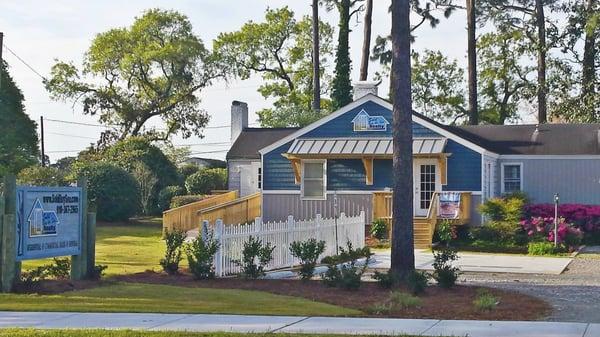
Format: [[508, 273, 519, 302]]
[[438, 192, 461, 219], [16, 186, 82, 261]]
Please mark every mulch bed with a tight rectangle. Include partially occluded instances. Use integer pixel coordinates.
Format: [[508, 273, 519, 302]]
[[114, 271, 551, 321]]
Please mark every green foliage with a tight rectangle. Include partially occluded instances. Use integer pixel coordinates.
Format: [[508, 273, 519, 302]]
[[178, 163, 200, 182], [213, 7, 334, 127], [45, 9, 216, 143], [72, 162, 140, 221], [478, 195, 525, 223], [372, 270, 398, 289], [405, 270, 430, 295], [158, 185, 186, 212], [322, 241, 371, 290], [289, 238, 326, 280], [185, 168, 227, 195], [370, 218, 388, 240], [186, 231, 220, 280], [170, 195, 207, 208], [160, 230, 187, 275], [473, 289, 498, 311], [389, 291, 422, 309], [528, 241, 566, 255], [20, 258, 71, 288], [436, 220, 456, 245], [17, 166, 67, 186], [235, 236, 275, 279], [90, 265, 108, 280], [0, 61, 39, 176], [432, 248, 460, 289]]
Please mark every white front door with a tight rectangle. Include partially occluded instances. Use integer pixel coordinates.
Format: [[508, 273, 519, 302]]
[[414, 159, 440, 217]]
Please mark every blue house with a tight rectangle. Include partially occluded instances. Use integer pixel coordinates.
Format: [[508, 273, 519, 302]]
[[226, 91, 600, 247]]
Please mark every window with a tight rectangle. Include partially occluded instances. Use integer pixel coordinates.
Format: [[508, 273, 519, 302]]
[[502, 163, 522, 193], [302, 160, 326, 199], [257, 167, 262, 189]]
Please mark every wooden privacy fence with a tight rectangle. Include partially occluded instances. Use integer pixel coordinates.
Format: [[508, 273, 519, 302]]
[[204, 211, 366, 277], [197, 192, 261, 226], [162, 191, 238, 233]]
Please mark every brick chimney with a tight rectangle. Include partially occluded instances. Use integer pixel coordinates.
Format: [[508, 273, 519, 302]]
[[352, 81, 379, 100], [231, 101, 248, 143]]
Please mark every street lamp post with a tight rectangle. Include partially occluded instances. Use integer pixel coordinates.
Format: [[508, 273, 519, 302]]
[[554, 193, 559, 247]]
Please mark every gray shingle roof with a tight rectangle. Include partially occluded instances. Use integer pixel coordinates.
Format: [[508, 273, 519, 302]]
[[226, 127, 300, 160]]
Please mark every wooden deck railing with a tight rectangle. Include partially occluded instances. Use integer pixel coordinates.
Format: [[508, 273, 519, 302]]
[[162, 191, 238, 233], [198, 192, 261, 226]]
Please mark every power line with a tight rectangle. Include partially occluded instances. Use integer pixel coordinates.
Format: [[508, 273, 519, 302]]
[[173, 142, 230, 147], [47, 132, 97, 140], [189, 149, 228, 155], [3, 44, 46, 80], [45, 118, 114, 128]]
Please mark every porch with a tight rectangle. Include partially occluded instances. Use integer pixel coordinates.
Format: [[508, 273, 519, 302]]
[[372, 191, 472, 248]]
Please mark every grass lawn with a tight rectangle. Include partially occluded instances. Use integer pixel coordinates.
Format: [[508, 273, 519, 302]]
[[0, 282, 359, 316], [22, 218, 167, 276], [0, 330, 427, 337]]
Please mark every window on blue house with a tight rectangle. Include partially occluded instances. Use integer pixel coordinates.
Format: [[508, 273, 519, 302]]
[[302, 160, 326, 199], [502, 163, 522, 193]]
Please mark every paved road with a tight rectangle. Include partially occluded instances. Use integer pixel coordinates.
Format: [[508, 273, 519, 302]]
[[0, 312, 598, 337]]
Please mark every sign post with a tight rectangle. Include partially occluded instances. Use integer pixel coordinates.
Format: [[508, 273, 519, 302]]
[[1, 175, 18, 292]]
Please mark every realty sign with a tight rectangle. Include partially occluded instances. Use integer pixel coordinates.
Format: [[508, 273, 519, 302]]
[[16, 186, 82, 261]]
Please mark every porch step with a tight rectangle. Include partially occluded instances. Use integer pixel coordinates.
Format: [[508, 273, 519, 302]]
[[413, 218, 433, 249]]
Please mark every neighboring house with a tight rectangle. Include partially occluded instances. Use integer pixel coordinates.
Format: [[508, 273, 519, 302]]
[[225, 84, 600, 227], [183, 157, 226, 169]]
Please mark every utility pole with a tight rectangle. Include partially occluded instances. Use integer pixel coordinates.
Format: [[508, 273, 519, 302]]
[[40, 116, 46, 167]]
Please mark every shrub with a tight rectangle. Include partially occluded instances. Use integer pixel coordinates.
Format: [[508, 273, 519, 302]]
[[370, 219, 389, 240], [17, 166, 67, 186], [322, 241, 371, 290], [389, 291, 422, 309], [178, 163, 200, 182], [479, 195, 524, 223], [436, 220, 456, 246], [524, 203, 600, 233], [432, 248, 460, 289], [186, 231, 220, 280], [90, 265, 108, 280], [473, 289, 498, 311], [527, 241, 566, 255], [160, 230, 187, 275], [521, 217, 583, 249], [170, 195, 207, 208], [185, 168, 227, 195], [406, 270, 429, 295], [71, 162, 140, 221], [235, 236, 275, 279], [20, 258, 71, 288], [372, 270, 398, 289], [289, 238, 326, 280], [158, 185, 186, 212]]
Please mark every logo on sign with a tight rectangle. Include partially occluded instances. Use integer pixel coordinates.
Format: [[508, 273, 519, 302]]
[[351, 109, 390, 131], [28, 198, 59, 237]]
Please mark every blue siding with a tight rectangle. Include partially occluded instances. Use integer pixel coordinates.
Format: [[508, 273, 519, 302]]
[[327, 159, 393, 191], [263, 142, 299, 190], [443, 140, 481, 191]]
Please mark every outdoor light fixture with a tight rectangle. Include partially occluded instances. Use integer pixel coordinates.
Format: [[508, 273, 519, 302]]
[[554, 193, 559, 247]]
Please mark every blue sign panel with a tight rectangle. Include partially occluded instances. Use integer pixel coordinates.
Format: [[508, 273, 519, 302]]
[[16, 186, 82, 261], [351, 109, 390, 132]]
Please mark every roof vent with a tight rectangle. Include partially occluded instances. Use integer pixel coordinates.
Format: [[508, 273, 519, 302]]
[[531, 124, 540, 143]]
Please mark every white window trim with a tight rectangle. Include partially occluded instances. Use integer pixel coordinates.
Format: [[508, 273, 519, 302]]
[[500, 162, 523, 194], [301, 159, 327, 200]]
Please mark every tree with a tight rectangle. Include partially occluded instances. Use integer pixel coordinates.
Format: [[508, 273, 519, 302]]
[[390, 0, 415, 279], [17, 166, 67, 186], [322, 0, 365, 109], [312, 0, 322, 111], [214, 7, 334, 127], [411, 50, 468, 123], [359, 0, 374, 81], [466, 0, 478, 124], [132, 163, 159, 215], [45, 9, 219, 144], [0, 61, 39, 176]]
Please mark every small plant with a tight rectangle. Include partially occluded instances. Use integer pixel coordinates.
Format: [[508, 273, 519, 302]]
[[90, 265, 108, 280], [405, 270, 429, 295], [19, 258, 72, 289], [322, 241, 371, 290], [389, 291, 422, 309], [432, 248, 460, 289], [372, 270, 398, 289], [473, 289, 498, 311], [235, 236, 275, 279], [186, 231, 220, 280], [370, 219, 389, 240], [290, 238, 326, 280], [436, 220, 456, 246], [367, 303, 391, 315], [527, 241, 566, 255], [160, 229, 187, 275]]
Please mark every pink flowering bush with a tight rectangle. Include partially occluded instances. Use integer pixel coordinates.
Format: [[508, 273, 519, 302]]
[[520, 216, 584, 249], [524, 204, 600, 233]]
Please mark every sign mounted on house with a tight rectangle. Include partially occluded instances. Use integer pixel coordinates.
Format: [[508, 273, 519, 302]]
[[351, 109, 389, 131], [438, 192, 461, 219], [16, 186, 83, 261]]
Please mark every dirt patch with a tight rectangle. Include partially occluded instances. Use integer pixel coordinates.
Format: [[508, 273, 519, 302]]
[[116, 271, 551, 321]]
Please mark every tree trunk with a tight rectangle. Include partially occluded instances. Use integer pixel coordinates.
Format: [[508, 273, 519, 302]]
[[359, 0, 373, 81], [581, 0, 597, 97], [331, 0, 354, 109], [312, 0, 321, 111], [390, 0, 415, 279], [535, 0, 547, 123], [467, 0, 478, 125]]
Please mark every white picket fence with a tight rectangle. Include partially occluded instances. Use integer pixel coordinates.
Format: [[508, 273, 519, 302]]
[[201, 211, 366, 277]]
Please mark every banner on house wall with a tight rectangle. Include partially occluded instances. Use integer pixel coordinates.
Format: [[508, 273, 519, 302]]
[[16, 186, 83, 261], [438, 192, 461, 219]]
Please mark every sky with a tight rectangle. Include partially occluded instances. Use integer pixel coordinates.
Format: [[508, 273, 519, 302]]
[[0, 0, 470, 162]]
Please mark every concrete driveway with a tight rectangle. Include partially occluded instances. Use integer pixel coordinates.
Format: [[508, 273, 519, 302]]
[[371, 250, 572, 274]]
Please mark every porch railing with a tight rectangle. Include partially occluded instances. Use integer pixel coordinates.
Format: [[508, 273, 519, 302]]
[[162, 191, 238, 233], [197, 192, 261, 226]]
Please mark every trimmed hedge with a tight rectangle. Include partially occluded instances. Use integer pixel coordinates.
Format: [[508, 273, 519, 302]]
[[170, 195, 208, 208], [185, 168, 227, 195]]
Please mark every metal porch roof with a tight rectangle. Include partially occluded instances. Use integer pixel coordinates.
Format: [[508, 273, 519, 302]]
[[287, 137, 447, 156]]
